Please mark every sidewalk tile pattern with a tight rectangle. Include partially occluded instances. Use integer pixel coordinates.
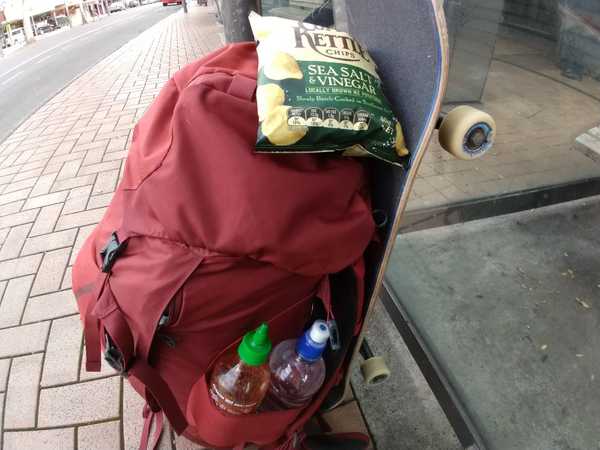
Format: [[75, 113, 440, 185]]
[[0, 6, 222, 449], [0, 6, 378, 449]]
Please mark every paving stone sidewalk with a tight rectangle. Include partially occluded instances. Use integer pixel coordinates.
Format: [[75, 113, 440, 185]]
[[0, 7, 374, 450], [0, 6, 224, 450]]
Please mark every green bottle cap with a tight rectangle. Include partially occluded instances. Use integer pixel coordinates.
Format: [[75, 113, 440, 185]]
[[238, 323, 272, 366]]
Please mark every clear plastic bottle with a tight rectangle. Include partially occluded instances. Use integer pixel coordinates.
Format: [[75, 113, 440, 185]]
[[266, 320, 330, 409], [209, 323, 272, 415]]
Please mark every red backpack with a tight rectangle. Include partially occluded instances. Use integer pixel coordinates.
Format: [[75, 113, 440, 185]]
[[72, 43, 375, 449]]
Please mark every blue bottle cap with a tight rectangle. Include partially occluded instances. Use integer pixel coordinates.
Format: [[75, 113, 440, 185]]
[[296, 320, 330, 362]]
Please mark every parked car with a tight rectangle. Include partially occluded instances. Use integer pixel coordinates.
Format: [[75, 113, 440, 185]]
[[36, 24, 55, 35], [127, 0, 139, 7], [110, 1, 127, 12], [7, 28, 26, 46], [163, 0, 182, 6], [47, 16, 71, 29]]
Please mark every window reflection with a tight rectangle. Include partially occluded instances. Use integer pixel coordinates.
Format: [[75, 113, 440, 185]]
[[261, 0, 332, 24], [259, 0, 600, 208]]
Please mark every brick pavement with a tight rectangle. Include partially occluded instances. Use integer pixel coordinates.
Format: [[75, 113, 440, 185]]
[[0, 6, 223, 450]]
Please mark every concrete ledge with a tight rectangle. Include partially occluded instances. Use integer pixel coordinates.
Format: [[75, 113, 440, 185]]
[[401, 177, 600, 232], [574, 125, 600, 163]]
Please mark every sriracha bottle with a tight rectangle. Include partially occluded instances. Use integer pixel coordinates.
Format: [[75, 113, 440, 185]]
[[209, 323, 272, 415]]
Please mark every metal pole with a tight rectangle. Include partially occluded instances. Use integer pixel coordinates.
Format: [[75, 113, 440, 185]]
[[214, 0, 222, 23], [182, 0, 188, 14], [222, 0, 255, 43]]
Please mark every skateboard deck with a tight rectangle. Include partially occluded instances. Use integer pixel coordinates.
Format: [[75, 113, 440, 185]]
[[323, 0, 449, 406]]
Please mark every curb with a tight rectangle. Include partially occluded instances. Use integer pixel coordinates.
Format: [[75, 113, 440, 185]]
[[401, 176, 600, 232]]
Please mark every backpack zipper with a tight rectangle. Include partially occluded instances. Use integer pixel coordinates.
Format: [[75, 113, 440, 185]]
[[157, 333, 177, 348], [156, 291, 184, 348], [158, 290, 183, 329]]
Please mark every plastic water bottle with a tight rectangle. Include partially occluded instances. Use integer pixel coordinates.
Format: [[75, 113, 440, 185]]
[[266, 320, 330, 409], [209, 323, 272, 415]]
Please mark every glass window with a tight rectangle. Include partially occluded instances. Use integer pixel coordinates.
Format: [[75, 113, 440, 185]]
[[413, 0, 600, 210], [260, 0, 600, 209], [261, 0, 333, 23]]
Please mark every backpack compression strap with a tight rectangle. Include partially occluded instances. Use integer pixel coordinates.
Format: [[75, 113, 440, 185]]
[[83, 231, 127, 372], [82, 232, 188, 436], [98, 297, 187, 434], [140, 405, 164, 450]]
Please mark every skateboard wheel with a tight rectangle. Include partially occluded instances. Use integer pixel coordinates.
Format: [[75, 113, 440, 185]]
[[438, 106, 496, 160], [360, 356, 390, 385]]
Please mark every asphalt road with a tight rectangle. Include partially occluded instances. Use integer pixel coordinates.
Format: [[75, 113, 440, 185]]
[[0, 3, 179, 143]]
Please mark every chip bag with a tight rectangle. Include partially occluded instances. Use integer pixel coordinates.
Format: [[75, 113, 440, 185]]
[[249, 12, 409, 165]]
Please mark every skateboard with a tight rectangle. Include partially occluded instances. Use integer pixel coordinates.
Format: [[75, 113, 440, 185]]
[[193, 0, 495, 442], [309, 0, 496, 406]]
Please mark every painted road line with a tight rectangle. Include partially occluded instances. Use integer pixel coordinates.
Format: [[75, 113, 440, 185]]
[[36, 53, 56, 64], [0, 71, 24, 85], [0, 6, 155, 79]]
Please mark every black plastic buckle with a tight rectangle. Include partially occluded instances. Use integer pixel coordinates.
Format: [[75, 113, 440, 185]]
[[100, 232, 126, 273], [103, 333, 126, 374]]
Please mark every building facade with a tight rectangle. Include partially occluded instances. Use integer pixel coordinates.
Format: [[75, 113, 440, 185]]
[[1, 0, 109, 43]]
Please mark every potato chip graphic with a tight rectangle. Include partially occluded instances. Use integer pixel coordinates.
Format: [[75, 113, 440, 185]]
[[254, 28, 272, 41], [395, 122, 409, 157], [264, 52, 303, 80], [262, 106, 308, 146], [257, 83, 285, 121], [249, 12, 282, 42]]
